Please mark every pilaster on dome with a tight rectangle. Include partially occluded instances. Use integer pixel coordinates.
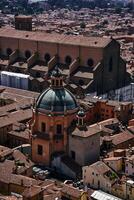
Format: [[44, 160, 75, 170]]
[[51, 65, 63, 88], [35, 64, 78, 115]]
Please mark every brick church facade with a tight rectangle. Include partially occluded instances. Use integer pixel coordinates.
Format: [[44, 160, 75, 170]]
[[0, 27, 129, 95]]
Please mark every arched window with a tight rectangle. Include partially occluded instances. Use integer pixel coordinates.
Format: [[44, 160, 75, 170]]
[[6, 48, 12, 56], [79, 118, 83, 126], [60, 79, 62, 86], [52, 79, 55, 86], [25, 50, 31, 59], [65, 56, 72, 65], [87, 58, 94, 67], [56, 80, 59, 86], [109, 57, 113, 72], [44, 53, 51, 62]]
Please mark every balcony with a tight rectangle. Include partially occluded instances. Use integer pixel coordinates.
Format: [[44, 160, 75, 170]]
[[33, 131, 50, 140], [53, 134, 64, 140]]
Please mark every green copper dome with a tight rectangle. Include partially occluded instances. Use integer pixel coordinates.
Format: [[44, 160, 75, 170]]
[[36, 88, 78, 113]]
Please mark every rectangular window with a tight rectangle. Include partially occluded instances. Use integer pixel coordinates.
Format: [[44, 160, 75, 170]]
[[56, 80, 59, 86], [52, 80, 54, 85], [57, 124, 62, 134], [37, 145, 43, 155], [60, 80, 62, 86], [98, 180, 100, 188], [129, 187, 132, 194], [41, 122, 46, 132], [71, 151, 75, 160]]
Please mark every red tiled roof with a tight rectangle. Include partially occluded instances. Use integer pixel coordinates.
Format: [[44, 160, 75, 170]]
[[0, 28, 111, 48], [111, 132, 134, 146]]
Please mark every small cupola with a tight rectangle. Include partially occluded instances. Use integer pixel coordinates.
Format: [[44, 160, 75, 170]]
[[77, 107, 86, 128], [51, 65, 63, 88]]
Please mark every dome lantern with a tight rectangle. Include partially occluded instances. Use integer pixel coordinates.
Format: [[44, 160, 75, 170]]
[[51, 65, 63, 88]]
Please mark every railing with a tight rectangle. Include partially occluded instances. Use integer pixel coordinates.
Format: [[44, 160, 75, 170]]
[[33, 131, 50, 140], [53, 134, 64, 140]]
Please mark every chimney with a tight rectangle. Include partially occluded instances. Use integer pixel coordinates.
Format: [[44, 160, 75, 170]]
[[15, 15, 32, 31]]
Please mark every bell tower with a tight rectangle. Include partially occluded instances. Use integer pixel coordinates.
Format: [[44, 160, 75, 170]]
[[77, 107, 86, 128]]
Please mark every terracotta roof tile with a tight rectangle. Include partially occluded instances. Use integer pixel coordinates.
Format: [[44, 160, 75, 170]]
[[72, 125, 101, 137], [111, 132, 134, 146], [0, 28, 111, 48], [61, 183, 82, 198]]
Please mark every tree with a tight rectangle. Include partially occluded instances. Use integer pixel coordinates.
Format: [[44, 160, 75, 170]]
[[102, 19, 109, 26], [127, 2, 133, 12], [115, 7, 122, 14], [80, 22, 86, 29]]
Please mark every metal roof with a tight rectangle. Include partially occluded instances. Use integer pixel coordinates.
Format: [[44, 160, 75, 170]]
[[36, 88, 78, 113], [1, 71, 29, 78], [91, 190, 123, 200]]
